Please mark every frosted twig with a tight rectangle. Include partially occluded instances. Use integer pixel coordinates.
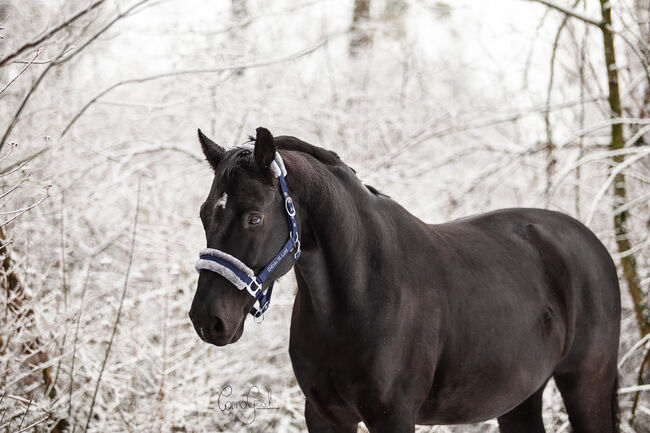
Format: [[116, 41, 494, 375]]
[[553, 147, 647, 184], [0, 148, 44, 176], [115, 145, 205, 164], [13, 416, 50, 433], [0, 50, 39, 95], [60, 35, 330, 138], [0, 45, 67, 151], [557, 118, 650, 149], [585, 147, 650, 224], [0, 0, 105, 67], [619, 334, 650, 368], [526, 0, 604, 27], [0, 187, 50, 227], [17, 395, 32, 429], [55, 0, 151, 66], [0, 0, 156, 151], [619, 384, 650, 394], [69, 265, 91, 419], [611, 28, 650, 91], [543, 1, 579, 197], [0, 172, 29, 199], [613, 237, 650, 260], [83, 177, 141, 433], [0, 141, 17, 163], [9, 46, 77, 64]]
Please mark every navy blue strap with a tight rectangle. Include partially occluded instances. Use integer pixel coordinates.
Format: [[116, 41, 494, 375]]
[[278, 176, 299, 245]]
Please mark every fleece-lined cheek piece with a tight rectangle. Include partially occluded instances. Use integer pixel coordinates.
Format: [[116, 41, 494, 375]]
[[195, 248, 254, 291]]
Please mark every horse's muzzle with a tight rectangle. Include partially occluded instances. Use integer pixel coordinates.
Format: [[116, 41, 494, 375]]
[[188, 308, 245, 346]]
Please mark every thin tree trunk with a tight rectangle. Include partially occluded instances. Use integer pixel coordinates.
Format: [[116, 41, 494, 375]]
[[599, 0, 649, 337]]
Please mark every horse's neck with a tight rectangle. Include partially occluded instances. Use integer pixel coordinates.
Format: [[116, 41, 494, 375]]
[[286, 153, 380, 320]]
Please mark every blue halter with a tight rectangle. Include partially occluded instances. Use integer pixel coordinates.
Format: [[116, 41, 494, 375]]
[[195, 146, 300, 318]]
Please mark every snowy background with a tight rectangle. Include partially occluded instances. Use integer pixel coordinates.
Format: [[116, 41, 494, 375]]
[[0, 0, 648, 431]]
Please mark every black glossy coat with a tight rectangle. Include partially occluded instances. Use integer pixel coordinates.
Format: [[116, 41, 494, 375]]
[[189, 128, 620, 433]]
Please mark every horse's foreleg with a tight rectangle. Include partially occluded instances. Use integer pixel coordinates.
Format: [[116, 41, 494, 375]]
[[362, 407, 415, 433], [305, 400, 358, 433]]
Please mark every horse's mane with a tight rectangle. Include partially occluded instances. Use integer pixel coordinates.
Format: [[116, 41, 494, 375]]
[[274, 136, 342, 167], [216, 135, 386, 196], [275, 136, 386, 197]]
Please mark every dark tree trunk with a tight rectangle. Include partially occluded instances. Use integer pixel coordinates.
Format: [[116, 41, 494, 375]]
[[598, 0, 649, 338], [350, 0, 371, 55], [0, 226, 52, 391]]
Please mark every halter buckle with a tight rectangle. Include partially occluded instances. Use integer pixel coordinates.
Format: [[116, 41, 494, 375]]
[[245, 279, 262, 298]]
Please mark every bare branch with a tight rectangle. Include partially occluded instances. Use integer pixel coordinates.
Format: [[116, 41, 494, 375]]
[[0, 172, 30, 199], [0, 146, 48, 176], [0, 0, 105, 67], [0, 50, 39, 95], [83, 177, 141, 433], [618, 384, 650, 394], [543, 0, 579, 198], [13, 415, 50, 433], [60, 35, 329, 138], [116, 145, 205, 163], [612, 27, 650, 91], [0, 0, 156, 152], [0, 45, 66, 151], [54, 0, 151, 66], [526, 0, 604, 27], [585, 147, 650, 225], [619, 334, 650, 368], [0, 141, 18, 163], [0, 187, 50, 228]]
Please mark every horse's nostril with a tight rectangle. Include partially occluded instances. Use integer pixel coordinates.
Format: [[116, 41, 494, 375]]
[[212, 316, 225, 335]]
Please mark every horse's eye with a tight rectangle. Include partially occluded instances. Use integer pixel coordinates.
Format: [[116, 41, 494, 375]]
[[248, 215, 262, 226]]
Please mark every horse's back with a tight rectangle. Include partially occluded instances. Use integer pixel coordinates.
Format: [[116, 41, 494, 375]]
[[439, 207, 620, 357], [442, 207, 619, 305], [449, 207, 620, 318]]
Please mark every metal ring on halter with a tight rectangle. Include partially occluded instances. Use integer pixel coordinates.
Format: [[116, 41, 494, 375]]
[[293, 240, 301, 259], [285, 197, 296, 217]]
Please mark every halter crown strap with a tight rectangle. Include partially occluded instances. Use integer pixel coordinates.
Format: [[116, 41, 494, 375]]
[[195, 146, 300, 318]]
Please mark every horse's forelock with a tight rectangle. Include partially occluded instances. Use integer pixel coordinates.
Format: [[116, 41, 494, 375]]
[[214, 147, 254, 187]]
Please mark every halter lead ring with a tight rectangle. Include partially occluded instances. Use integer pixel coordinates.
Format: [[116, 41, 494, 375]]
[[195, 146, 300, 318]]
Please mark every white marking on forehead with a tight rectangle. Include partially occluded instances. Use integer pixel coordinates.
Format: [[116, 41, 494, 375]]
[[216, 193, 228, 209]]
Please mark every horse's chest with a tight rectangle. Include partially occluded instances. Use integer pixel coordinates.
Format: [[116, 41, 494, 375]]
[[289, 330, 354, 384], [288, 327, 366, 412]]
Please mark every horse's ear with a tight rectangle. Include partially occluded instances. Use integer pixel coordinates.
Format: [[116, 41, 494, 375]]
[[253, 127, 276, 171], [198, 129, 225, 171]]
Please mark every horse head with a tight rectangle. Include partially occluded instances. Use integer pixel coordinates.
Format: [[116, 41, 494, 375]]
[[189, 127, 298, 346]]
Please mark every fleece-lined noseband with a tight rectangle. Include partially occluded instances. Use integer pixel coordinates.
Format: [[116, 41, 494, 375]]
[[195, 143, 300, 318]]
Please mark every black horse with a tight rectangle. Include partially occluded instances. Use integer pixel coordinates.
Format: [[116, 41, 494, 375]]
[[189, 127, 621, 433]]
